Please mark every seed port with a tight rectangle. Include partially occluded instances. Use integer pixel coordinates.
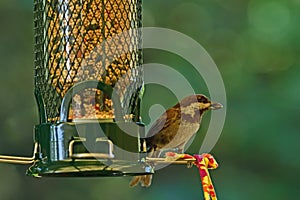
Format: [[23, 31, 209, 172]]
[[68, 137, 115, 159]]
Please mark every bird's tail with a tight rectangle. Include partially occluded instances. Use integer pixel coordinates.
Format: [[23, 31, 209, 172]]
[[130, 175, 153, 187]]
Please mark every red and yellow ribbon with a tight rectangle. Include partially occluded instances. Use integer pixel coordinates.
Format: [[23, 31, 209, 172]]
[[194, 154, 218, 200], [165, 152, 218, 200]]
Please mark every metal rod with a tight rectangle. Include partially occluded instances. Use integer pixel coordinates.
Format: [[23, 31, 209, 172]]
[[146, 157, 196, 165], [0, 143, 38, 164]]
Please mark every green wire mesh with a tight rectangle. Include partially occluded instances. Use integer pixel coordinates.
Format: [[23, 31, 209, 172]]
[[34, 0, 143, 123]]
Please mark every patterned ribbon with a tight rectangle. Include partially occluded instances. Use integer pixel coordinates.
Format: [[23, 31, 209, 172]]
[[194, 154, 218, 200], [165, 152, 218, 200]]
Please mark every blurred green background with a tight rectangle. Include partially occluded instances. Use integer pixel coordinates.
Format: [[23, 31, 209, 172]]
[[0, 0, 299, 199]]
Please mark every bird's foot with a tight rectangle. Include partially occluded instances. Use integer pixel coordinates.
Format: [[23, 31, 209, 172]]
[[186, 160, 194, 168]]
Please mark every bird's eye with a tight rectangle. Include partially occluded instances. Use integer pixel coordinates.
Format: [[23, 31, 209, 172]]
[[197, 96, 208, 103]]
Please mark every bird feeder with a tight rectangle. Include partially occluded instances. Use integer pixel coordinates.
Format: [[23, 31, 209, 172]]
[[0, 0, 153, 177]]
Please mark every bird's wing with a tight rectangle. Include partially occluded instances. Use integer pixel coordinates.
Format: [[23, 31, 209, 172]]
[[146, 112, 167, 138], [146, 107, 180, 138]]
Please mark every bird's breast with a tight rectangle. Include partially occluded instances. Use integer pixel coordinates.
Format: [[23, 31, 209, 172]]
[[158, 120, 200, 149]]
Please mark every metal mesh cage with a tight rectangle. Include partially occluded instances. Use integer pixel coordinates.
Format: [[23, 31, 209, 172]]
[[34, 0, 143, 123]]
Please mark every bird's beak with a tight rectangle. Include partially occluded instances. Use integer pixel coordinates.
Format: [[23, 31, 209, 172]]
[[209, 102, 223, 110]]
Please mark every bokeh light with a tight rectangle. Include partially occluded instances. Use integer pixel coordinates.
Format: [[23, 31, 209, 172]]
[[248, 0, 291, 42]]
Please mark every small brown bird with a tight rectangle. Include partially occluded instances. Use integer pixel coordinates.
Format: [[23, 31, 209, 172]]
[[130, 94, 223, 187]]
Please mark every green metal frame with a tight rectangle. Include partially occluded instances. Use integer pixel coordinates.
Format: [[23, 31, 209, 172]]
[[26, 80, 153, 177], [27, 121, 152, 177]]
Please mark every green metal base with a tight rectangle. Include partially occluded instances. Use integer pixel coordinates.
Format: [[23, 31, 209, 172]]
[[29, 121, 153, 177], [27, 159, 153, 177]]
